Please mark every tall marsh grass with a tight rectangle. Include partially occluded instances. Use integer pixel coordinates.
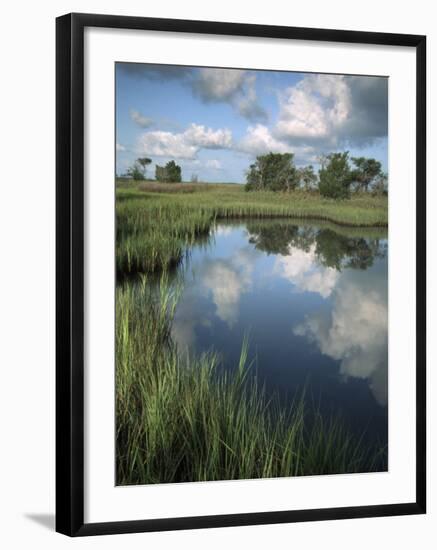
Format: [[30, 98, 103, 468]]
[[116, 276, 384, 485], [116, 200, 212, 275], [116, 184, 388, 276]]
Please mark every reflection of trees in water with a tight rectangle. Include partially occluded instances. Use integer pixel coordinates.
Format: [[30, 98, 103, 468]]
[[315, 229, 386, 271], [246, 221, 388, 406], [248, 223, 301, 255], [246, 222, 387, 271]]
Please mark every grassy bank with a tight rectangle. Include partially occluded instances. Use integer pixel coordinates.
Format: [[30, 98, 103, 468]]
[[116, 182, 388, 275], [118, 182, 388, 226], [116, 276, 384, 485], [116, 200, 211, 275]]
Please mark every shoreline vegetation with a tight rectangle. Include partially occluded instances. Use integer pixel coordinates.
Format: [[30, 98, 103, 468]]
[[115, 179, 388, 485], [116, 182, 387, 276]]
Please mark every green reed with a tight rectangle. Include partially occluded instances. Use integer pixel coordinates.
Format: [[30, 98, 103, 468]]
[[116, 276, 386, 485]]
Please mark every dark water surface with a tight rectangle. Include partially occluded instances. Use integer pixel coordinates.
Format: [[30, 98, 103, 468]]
[[170, 220, 388, 452]]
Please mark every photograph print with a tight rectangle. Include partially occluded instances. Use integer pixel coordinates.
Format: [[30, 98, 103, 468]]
[[115, 62, 388, 486]]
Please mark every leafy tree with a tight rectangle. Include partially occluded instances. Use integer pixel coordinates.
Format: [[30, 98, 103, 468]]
[[127, 163, 144, 181], [155, 165, 166, 182], [136, 157, 152, 179], [165, 160, 182, 183], [245, 152, 299, 192], [155, 160, 182, 183], [297, 165, 318, 191], [318, 152, 354, 199], [126, 157, 152, 181], [351, 157, 382, 192], [245, 162, 261, 191]]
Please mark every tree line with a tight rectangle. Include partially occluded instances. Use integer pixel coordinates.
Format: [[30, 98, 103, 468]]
[[125, 158, 182, 183], [245, 152, 387, 198], [123, 151, 387, 199]]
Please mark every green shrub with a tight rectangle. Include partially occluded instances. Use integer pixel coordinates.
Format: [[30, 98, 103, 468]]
[[155, 160, 182, 183], [245, 152, 299, 192]]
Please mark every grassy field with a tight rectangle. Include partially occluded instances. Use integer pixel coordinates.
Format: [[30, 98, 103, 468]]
[[116, 181, 387, 276], [115, 180, 388, 484]]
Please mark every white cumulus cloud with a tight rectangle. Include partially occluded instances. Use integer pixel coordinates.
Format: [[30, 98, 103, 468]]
[[237, 73, 387, 163], [238, 124, 317, 164], [275, 75, 351, 144], [239, 124, 290, 156], [274, 74, 387, 149], [183, 124, 232, 149], [137, 123, 232, 159]]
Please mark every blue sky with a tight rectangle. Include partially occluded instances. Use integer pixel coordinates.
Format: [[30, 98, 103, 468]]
[[116, 63, 388, 183]]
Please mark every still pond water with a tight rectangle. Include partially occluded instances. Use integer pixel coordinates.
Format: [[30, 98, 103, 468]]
[[170, 220, 388, 450]]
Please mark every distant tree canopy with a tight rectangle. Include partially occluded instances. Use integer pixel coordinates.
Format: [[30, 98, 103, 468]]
[[126, 163, 143, 181], [137, 157, 152, 178], [155, 160, 182, 183], [318, 152, 355, 199], [127, 157, 152, 180], [245, 153, 299, 192], [350, 157, 383, 193], [245, 150, 387, 200]]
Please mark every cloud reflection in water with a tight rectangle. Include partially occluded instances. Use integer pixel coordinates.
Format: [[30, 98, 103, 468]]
[[172, 223, 388, 406], [293, 270, 388, 405]]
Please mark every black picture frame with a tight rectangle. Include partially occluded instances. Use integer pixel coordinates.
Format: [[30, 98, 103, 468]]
[[56, 12, 426, 537]]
